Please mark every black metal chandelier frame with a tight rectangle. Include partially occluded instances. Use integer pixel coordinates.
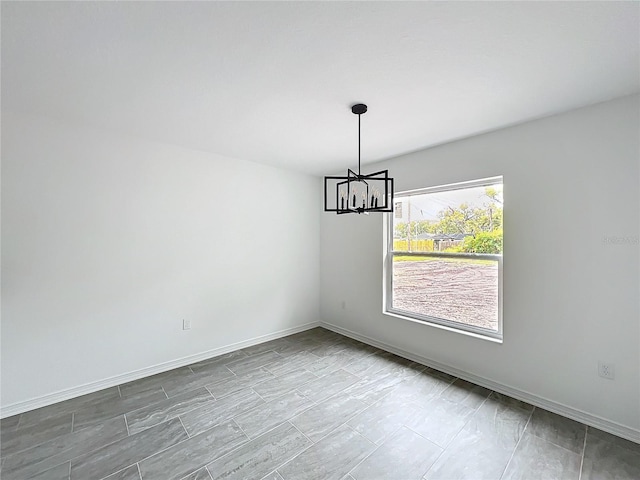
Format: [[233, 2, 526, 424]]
[[323, 104, 394, 214]]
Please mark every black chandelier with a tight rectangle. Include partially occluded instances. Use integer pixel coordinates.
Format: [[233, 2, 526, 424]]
[[324, 104, 394, 214]]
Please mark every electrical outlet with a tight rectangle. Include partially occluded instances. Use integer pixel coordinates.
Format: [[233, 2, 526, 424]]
[[183, 319, 191, 330], [598, 361, 615, 380]]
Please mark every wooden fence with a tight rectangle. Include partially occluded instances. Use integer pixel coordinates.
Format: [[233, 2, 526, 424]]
[[393, 239, 463, 252]]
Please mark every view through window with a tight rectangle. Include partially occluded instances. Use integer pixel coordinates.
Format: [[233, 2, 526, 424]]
[[385, 177, 503, 338]]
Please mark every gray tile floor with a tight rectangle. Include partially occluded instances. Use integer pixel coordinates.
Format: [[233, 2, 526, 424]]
[[1, 327, 639, 480]]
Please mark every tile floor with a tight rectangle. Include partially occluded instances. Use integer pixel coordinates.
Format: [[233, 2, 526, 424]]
[[1, 327, 639, 480]]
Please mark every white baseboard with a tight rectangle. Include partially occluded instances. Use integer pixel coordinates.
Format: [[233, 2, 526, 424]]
[[0, 321, 320, 418], [321, 320, 640, 445]]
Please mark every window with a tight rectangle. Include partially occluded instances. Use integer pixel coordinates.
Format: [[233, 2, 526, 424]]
[[384, 177, 503, 340]]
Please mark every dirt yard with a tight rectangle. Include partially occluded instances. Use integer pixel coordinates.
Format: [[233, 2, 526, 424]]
[[392, 259, 499, 331]]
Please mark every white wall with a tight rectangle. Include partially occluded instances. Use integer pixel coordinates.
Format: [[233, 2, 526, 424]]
[[1, 112, 320, 409], [320, 95, 640, 434]]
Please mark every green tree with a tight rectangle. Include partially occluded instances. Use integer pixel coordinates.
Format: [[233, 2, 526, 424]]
[[431, 187, 503, 235], [457, 230, 503, 254], [484, 186, 503, 205], [394, 220, 434, 239], [395, 185, 503, 253], [394, 222, 409, 239]]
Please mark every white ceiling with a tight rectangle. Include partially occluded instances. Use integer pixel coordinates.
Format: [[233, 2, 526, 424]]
[[2, 2, 639, 176]]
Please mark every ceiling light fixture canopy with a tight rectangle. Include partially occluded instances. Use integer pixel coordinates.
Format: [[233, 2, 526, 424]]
[[324, 104, 394, 214]]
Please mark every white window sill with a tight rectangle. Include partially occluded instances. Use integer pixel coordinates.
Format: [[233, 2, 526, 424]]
[[383, 309, 503, 344]]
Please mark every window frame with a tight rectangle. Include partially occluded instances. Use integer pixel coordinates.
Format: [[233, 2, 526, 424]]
[[383, 176, 503, 342]]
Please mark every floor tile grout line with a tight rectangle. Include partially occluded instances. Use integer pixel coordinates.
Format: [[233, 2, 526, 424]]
[[204, 384, 218, 400], [204, 370, 251, 398], [289, 393, 370, 442], [231, 418, 251, 441], [342, 423, 389, 477], [456, 392, 491, 428], [102, 388, 194, 433], [294, 387, 320, 406], [288, 421, 314, 445], [295, 404, 373, 447], [140, 416, 247, 477], [250, 388, 268, 403], [344, 427, 385, 477], [117, 385, 122, 398], [578, 425, 588, 480], [223, 364, 235, 377], [418, 430, 449, 480], [160, 386, 169, 399], [4, 455, 71, 480], [525, 420, 589, 456], [253, 379, 320, 403], [127, 387, 222, 430], [4, 417, 137, 480], [232, 392, 317, 440], [112, 429, 198, 478], [361, 379, 403, 406], [262, 470, 279, 480], [203, 420, 295, 470], [416, 392, 490, 478], [178, 416, 191, 438], [403, 421, 450, 452], [336, 395, 379, 437], [304, 352, 358, 377], [136, 462, 142, 480], [200, 437, 252, 472], [267, 422, 319, 474], [97, 463, 137, 480], [177, 467, 202, 480], [241, 344, 287, 358], [70, 412, 75, 432], [297, 379, 358, 407], [124, 414, 131, 436], [283, 365, 322, 381], [499, 405, 535, 480], [1, 417, 76, 460], [226, 351, 287, 375]]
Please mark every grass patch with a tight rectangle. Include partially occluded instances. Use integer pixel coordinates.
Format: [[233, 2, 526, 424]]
[[393, 255, 439, 262]]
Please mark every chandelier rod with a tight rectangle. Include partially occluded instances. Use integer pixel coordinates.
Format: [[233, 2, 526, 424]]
[[358, 112, 361, 176]]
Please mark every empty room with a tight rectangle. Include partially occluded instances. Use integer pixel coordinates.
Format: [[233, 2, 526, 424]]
[[1, 2, 639, 479]]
